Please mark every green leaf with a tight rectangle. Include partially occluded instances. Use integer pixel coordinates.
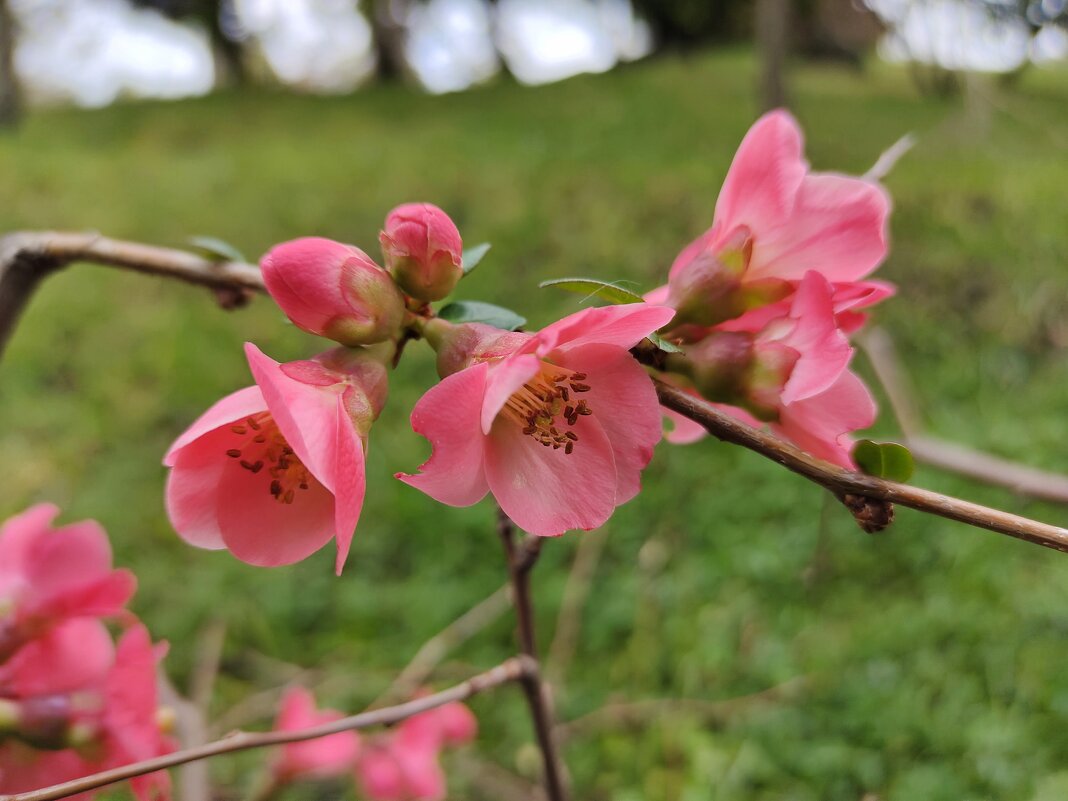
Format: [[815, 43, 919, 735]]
[[461, 242, 491, 275], [852, 440, 915, 482], [647, 332, 683, 353], [188, 236, 248, 263], [438, 300, 526, 331], [539, 277, 645, 305]]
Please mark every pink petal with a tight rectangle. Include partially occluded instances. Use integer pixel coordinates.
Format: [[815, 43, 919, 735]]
[[397, 363, 490, 508], [747, 172, 890, 284], [164, 434, 228, 551], [662, 407, 708, 445], [245, 344, 340, 492], [214, 454, 338, 567], [0, 504, 60, 573], [0, 618, 114, 696], [396, 746, 446, 801], [714, 110, 808, 239], [556, 344, 663, 505], [331, 391, 366, 575], [480, 353, 540, 435], [533, 304, 676, 356], [164, 386, 266, 466], [667, 225, 721, 282], [777, 272, 852, 405], [435, 702, 477, 745], [776, 370, 876, 468], [643, 284, 670, 304], [356, 748, 407, 801], [274, 687, 360, 781], [484, 411, 617, 536]]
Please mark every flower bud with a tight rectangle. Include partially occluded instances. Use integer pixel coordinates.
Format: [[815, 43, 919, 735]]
[[421, 317, 526, 379], [261, 237, 406, 347], [676, 332, 756, 406], [379, 203, 463, 302]]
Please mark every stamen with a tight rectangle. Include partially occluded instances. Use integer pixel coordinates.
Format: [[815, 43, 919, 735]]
[[224, 413, 314, 502], [497, 361, 595, 455]]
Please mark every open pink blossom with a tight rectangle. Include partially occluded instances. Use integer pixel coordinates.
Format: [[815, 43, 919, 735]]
[[664, 272, 876, 467], [0, 504, 135, 662], [398, 304, 675, 536], [165, 343, 387, 574], [650, 109, 891, 332], [272, 687, 360, 783]]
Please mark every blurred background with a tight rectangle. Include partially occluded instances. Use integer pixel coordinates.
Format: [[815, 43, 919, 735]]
[[2, 1, 1068, 799]]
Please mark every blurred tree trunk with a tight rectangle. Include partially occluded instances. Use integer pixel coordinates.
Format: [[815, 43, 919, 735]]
[[369, 0, 410, 80], [0, 0, 19, 128], [756, 0, 791, 111]]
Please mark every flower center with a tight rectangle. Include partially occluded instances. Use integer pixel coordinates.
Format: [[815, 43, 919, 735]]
[[223, 413, 313, 504], [499, 362, 593, 454]]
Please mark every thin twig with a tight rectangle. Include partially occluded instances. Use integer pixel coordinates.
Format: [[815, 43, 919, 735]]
[[653, 378, 1068, 553], [371, 584, 512, 708], [859, 327, 1068, 504], [0, 231, 264, 358], [545, 528, 608, 693], [158, 677, 212, 801], [190, 620, 227, 713], [497, 508, 569, 801], [863, 132, 916, 181], [0, 657, 535, 801]]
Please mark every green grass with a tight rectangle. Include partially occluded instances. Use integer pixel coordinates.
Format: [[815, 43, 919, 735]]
[[3, 48, 1068, 800]]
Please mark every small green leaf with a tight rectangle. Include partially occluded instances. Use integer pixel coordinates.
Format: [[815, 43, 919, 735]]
[[438, 301, 526, 331], [852, 440, 914, 482], [462, 242, 491, 275], [189, 236, 248, 263], [539, 277, 645, 305], [647, 332, 683, 353]]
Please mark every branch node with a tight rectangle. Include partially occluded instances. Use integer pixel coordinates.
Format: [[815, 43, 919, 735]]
[[837, 492, 895, 534]]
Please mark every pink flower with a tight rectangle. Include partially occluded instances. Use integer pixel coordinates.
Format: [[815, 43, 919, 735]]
[[652, 109, 891, 332], [261, 237, 406, 347], [664, 273, 875, 466], [397, 304, 675, 536], [380, 203, 463, 302], [0, 622, 173, 801], [272, 687, 360, 783], [0, 505, 135, 662], [353, 701, 475, 801], [164, 343, 388, 574]]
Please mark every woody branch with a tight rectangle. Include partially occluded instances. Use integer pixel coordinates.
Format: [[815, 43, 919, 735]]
[[2, 230, 1067, 554], [0, 657, 535, 801]]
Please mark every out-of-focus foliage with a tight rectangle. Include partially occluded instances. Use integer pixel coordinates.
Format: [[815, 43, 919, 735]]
[[1, 48, 1068, 800]]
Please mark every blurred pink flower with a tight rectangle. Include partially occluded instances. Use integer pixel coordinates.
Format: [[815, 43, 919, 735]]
[[0, 622, 173, 801], [261, 237, 405, 347], [165, 343, 388, 574], [272, 687, 360, 783], [380, 203, 463, 302], [650, 109, 891, 332], [398, 304, 675, 535], [0, 504, 135, 662], [353, 700, 476, 801]]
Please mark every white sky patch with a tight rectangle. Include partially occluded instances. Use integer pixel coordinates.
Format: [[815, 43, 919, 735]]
[[870, 0, 1047, 72], [12, 0, 214, 107], [233, 0, 376, 92], [1031, 23, 1068, 63], [404, 0, 500, 94]]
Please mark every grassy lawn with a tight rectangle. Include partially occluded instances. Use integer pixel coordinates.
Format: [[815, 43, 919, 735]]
[[2, 48, 1068, 800]]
